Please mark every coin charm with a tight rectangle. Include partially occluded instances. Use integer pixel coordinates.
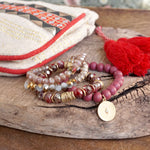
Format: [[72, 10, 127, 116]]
[[97, 101, 116, 121]]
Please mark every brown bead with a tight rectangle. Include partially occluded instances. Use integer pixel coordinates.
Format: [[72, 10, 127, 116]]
[[51, 64, 58, 72], [57, 60, 64, 69], [74, 88, 84, 99]]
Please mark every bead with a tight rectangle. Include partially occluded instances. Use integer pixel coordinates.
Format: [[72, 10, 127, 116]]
[[57, 60, 64, 69], [67, 81, 73, 88], [74, 88, 84, 98], [54, 75, 61, 83], [65, 71, 72, 77], [96, 63, 104, 72], [89, 62, 97, 70], [49, 84, 55, 91], [37, 92, 44, 100], [61, 82, 68, 89], [44, 93, 52, 103], [35, 84, 43, 92], [101, 90, 111, 100], [43, 84, 49, 91], [45, 70, 51, 77], [87, 73, 96, 83], [83, 94, 93, 102], [104, 64, 111, 73], [68, 86, 77, 91], [43, 78, 49, 84], [37, 77, 43, 84], [93, 92, 102, 103], [37, 73, 46, 78], [107, 85, 117, 95], [53, 93, 61, 103], [112, 82, 120, 90], [110, 66, 118, 74], [51, 64, 58, 72], [113, 71, 123, 77], [55, 85, 62, 91], [49, 77, 55, 84], [59, 73, 66, 81], [84, 85, 93, 95], [24, 80, 30, 89]]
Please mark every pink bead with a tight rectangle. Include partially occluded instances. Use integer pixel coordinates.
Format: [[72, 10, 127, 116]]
[[101, 90, 111, 100], [104, 64, 111, 73], [96, 63, 104, 72], [89, 62, 97, 70], [68, 86, 77, 91], [60, 73, 66, 81], [93, 92, 102, 103], [107, 85, 117, 95], [54, 75, 61, 83], [114, 71, 123, 77], [83, 94, 93, 102], [112, 82, 121, 90], [114, 78, 123, 85], [110, 66, 118, 74]]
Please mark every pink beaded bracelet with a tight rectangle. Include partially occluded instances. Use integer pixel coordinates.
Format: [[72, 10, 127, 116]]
[[88, 62, 124, 121]]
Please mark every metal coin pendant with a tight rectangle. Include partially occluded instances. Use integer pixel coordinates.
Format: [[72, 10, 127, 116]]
[[97, 101, 116, 121]]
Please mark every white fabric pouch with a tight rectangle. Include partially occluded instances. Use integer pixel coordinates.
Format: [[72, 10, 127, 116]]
[[0, 0, 98, 76]]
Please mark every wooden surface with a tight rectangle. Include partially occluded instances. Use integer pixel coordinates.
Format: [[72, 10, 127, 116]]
[[0, 7, 150, 150]]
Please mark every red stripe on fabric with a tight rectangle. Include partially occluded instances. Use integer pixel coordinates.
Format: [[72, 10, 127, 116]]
[[0, 12, 86, 61], [0, 45, 75, 74]]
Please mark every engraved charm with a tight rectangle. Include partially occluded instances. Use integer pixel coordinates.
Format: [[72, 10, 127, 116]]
[[97, 101, 116, 121]]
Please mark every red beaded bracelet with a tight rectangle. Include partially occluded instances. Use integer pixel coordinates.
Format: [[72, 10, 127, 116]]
[[89, 62, 124, 121]]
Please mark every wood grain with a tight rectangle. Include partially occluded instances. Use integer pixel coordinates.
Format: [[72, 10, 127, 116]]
[[0, 27, 149, 139], [0, 7, 150, 150]]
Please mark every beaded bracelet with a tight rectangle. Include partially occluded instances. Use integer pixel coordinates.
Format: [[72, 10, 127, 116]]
[[24, 54, 88, 92], [88, 62, 124, 121], [36, 73, 103, 103]]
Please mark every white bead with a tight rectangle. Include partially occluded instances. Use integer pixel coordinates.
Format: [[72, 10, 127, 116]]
[[61, 82, 68, 89], [49, 84, 55, 90], [24, 80, 30, 89], [35, 85, 43, 92], [55, 85, 62, 91], [43, 84, 49, 90]]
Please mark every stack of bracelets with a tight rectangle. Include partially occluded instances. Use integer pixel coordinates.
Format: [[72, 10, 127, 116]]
[[24, 53, 124, 121]]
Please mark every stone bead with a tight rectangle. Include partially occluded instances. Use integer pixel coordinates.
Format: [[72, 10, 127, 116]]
[[112, 82, 121, 90], [53, 93, 62, 103], [107, 85, 117, 95], [83, 93, 93, 102], [49, 84, 55, 91], [55, 85, 62, 91], [43, 78, 49, 84], [110, 66, 118, 74], [45, 70, 51, 77], [37, 92, 44, 100], [37, 73, 46, 78], [84, 85, 93, 95], [43, 84, 49, 91], [89, 62, 97, 70], [101, 90, 111, 100], [59, 73, 66, 81], [113, 71, 123, 77], [57, 60, 64, 69], [44, 93, 52, 103], [96, 63, 104, 72], [51, 64, 58, 72], [35, 85, 43, 92], [104, 64, 111, 73], [93, 92, 102, 103], [49, 77, 55, 84], [37, 77, 43, 84], [64, 71, 72, 77], [68, 86, 77, 92], [54, 75, 61, 83], [24, 80, 30, 89], [61, 82, 68, 89], [74, 88, 84, 99]]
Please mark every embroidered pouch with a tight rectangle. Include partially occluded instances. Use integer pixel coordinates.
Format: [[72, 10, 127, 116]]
[[0, 0, 98, 76]]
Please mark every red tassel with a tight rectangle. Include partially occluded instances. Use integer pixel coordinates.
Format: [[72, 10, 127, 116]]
[[95, 26, 150, 76]]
